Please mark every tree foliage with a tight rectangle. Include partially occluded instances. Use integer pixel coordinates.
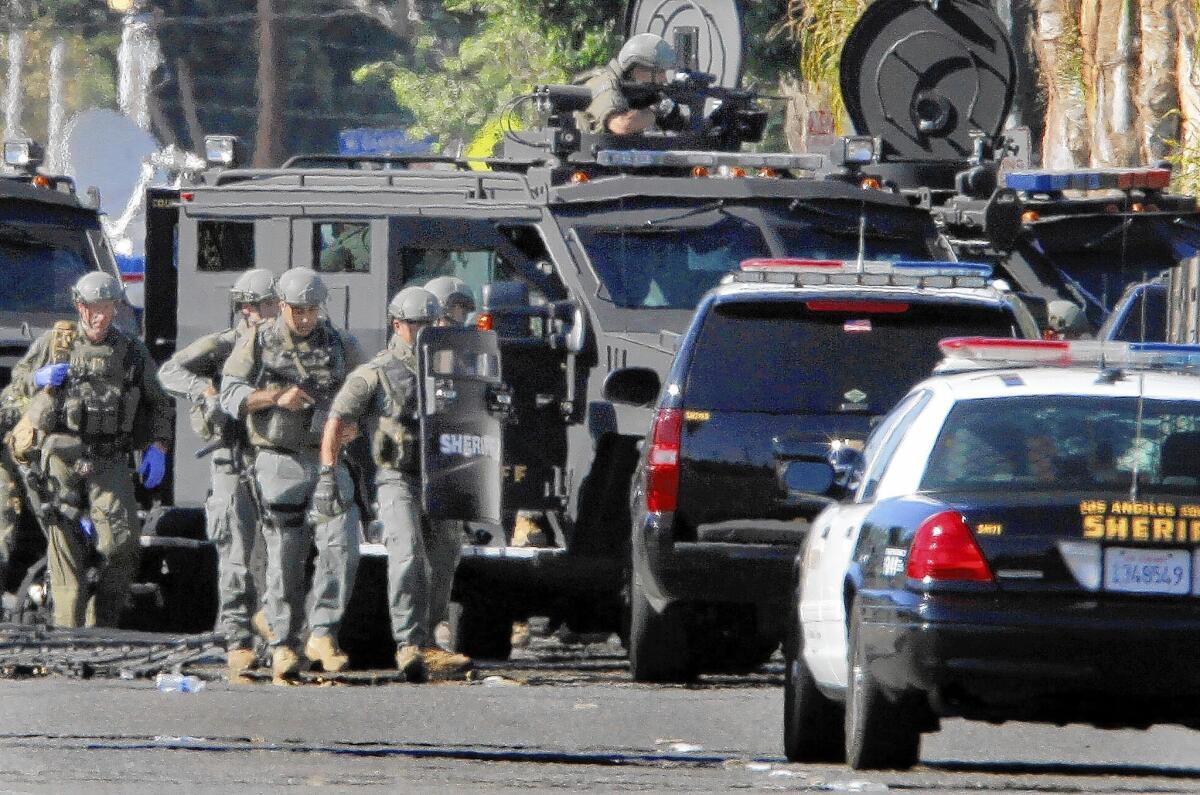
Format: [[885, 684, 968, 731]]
[[357, 0, 614, 151]]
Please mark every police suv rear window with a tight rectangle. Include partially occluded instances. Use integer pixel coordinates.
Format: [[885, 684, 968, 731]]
[[683, 301, 1015, 415], [922, 396, 1200, 495]]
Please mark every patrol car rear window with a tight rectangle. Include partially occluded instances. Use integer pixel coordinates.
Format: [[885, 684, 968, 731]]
[[683, 301, 1016, 414], [921, 396, 1200, 495], [0, 240, 91, 313], [196, 221, 254, 271], [315, 222, 370, 273]]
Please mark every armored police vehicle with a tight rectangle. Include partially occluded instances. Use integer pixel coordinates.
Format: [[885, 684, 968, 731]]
[[140, 0, 968, 658], [837, 0, 1200, 333]]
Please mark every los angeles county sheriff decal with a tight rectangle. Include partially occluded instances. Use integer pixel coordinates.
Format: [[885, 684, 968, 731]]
[[1080, 500, 1200, 543]]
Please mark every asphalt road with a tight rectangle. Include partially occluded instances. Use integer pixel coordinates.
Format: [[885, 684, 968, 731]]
[[0, 634, 1199, 793]]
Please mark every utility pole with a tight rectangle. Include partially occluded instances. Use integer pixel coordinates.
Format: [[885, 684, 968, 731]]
[[253, 0, 285, 167]]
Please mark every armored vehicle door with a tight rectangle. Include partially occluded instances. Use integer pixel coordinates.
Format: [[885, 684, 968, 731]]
[[417, 325, 506, 525], [143, 187, 180, 362]]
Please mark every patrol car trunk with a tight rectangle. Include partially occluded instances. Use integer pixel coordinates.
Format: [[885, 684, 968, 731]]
[[949, 492, 1200, 598], [673, 297, 1019, 539]]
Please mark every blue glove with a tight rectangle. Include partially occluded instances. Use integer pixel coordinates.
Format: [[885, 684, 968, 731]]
[[33, 363, 69, 388], [138, 445, 167, 489], [79, 517, 95, 542]]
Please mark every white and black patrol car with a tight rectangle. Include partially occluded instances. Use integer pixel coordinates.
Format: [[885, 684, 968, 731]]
[[785, 338, 1200, 769]]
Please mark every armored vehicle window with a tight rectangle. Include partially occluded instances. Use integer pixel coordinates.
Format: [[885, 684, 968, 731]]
[[0, 239, 91, 313], [401, 248, 522, 300], [197, 221, 254, 271], [683, 301, 1017, 415], [577, 216, 768, 309], [315, 222, 370, 273]]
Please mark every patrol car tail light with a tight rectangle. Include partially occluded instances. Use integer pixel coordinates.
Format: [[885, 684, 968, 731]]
[[906, 511, 993, 583], [939, 337, 1200, 370], [645, 408, 683, 513]]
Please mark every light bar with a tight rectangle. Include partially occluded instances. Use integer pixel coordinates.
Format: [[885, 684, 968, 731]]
[[736, 258, 993, 289], [939, 337, 1200, 370], [1005, 167, 1172, 193], [595, 149, 823, 173]]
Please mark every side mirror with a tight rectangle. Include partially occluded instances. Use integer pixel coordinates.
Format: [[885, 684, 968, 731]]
[[829, 445, 866, 492], [781, 460, 835, 496], [603, 367, 661, 406], [482, 281, 529, 309]]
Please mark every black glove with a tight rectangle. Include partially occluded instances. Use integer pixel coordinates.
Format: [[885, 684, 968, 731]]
[[312, 466, 342, 518], [654, 97, 688, 131]]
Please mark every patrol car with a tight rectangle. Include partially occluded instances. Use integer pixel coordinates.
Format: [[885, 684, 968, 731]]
[[785, 338, 1200, 769], [1099, 274, 1167, 342], [616, 259, 1038, 681]]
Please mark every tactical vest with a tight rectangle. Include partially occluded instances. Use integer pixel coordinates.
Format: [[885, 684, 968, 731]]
[[249, 320, 347, 452], [27, 326, 141, 445], [371, 347, 420, 472]]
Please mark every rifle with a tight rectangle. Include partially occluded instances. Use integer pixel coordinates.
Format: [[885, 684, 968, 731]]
[[617, 70, 771, 146]]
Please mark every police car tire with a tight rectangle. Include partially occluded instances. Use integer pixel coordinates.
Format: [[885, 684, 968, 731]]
[[783, 613, 845, 762], [629, 570, 693, 683], [448, 594, 513, 661], [844, 599, 921, 770]]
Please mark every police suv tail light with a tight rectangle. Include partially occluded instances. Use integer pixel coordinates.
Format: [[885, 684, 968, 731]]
[[645, 408, 683, 513], [906, 511, 993, 583]]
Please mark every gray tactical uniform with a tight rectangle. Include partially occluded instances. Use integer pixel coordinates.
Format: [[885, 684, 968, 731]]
[[0, 384, 25, 594], [158, 320, 264, 649], [328, 335, 458, 649], [220, 315, 363, 649]]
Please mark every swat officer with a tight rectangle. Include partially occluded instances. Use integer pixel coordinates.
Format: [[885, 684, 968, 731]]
[[8, 272, 173, 628], [317, 286, 472, 682], [577, 33, 677, 135], [0, 383, 26, 602], [157, 268, 278, 682], [219, 267, 363, 683], [425, 276, 476, 327]]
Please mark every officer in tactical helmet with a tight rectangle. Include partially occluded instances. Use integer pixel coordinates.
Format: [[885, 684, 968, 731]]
[[0, 382, 27, 606], [8, 271, 173, 628], [220, 267, 364, 684], [318, 286, 472, 682], [425, 276, 476, 327], [158, 268, 279, 682], [577, 33, 677, 135]]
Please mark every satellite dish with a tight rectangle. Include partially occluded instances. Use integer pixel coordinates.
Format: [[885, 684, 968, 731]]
[[63, 108, 161, 255], [625, 0, 744, 89], [839, 0, 1016, 161]]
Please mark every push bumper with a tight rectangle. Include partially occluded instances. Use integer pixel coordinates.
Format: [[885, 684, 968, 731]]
[[858, 592, 1200, 725]]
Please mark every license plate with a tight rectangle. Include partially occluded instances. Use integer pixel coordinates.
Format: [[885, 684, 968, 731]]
[[1103, 547, 1191, 595]]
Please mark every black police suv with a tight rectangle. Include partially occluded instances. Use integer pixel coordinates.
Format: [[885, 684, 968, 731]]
[[614, 258, 1038, 681]]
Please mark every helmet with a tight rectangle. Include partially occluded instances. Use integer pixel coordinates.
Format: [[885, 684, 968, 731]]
[[71, 271, 125, 304], [425, 276, 477, 314], [1047, 299, 1085, 333], [276, 267, 328, 307], [616, 33, 676, 74], [230, 268, 277, 304], [388, 286, 440, 322]]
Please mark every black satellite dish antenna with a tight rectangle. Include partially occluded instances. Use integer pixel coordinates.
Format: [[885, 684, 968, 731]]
[[625, 0, 745, 89], [839, 0, 1016, 163]]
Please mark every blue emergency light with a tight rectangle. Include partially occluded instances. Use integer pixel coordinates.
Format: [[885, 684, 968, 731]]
[[1005, 167, 1171, 193]]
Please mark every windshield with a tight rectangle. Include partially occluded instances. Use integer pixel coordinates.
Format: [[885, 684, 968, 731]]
[[559, 199, 937, 309], [684, 301, 1017, 415], [922, 396, 1200, 496], [0, 234, 94, 314]]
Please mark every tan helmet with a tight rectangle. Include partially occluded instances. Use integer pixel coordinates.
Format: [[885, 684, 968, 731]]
[[71, 271, 125, 304], [425, 276, 477, 316], [616, 33, 676, 74], [276, 267, 327, 307], [388, 286, 441, 323]]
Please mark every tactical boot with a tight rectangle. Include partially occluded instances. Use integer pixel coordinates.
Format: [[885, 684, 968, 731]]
[[511, 621, 531, 649], [252, 610, 275, 643], [512, 513, 548, 547], [395, 645, 427, 683], [422, 646, 472, 678], [227, 648, 256, 684], [272, 646, 302, 685], [304, 634, 350, 673]]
